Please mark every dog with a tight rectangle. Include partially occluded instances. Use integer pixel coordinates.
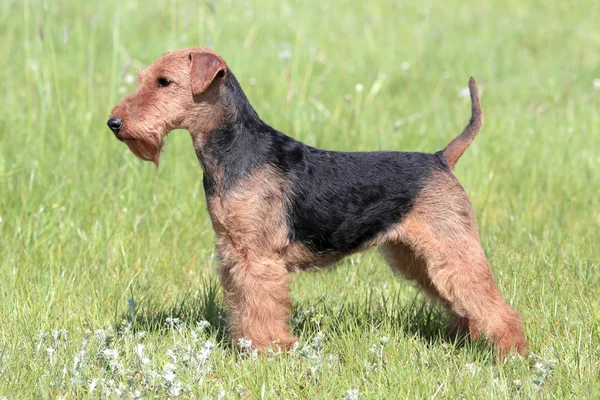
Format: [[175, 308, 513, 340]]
[[107, 47, 526, 357]]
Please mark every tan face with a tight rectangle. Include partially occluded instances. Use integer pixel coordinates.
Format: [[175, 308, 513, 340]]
[[107, 47, 227, 166]]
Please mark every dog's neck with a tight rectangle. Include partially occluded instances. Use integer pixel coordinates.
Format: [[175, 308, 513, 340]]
[[192, 71, 283, 196]]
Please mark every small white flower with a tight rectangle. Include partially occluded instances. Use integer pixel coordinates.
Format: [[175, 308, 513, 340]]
[[535, 362, 544, 370], [163, 363, 176, 382], [458, 87, 470, 98], [73, 349, 85, 370], [342, 388, 361, 400], [513, 379, 522, 389], [165, 317, 181, 327], [46, 347, 55, 366], [125, 74, 135, 85], [199, 340, 215, 364], [196, 320, 211, 330], [593, 78, 600, 90], [27, 60, 39, 72], [135, 343, 150, 365], [311, 332, 324, 351], [88, 378, 98, 393], [464, 363, 476, 375], [401, 61, 410, 71], [236, 385, 247, 397], [0, 216, 3, 223], [355, 83, 364, 92], [36, 330, 47, 351], [102, 348, 118, 359], [166, 349, 178, 364], [170, 380, 183, 397], [278, 49, 292, 61], [94, 329, 108, 345], [237, 338, 252, 350]]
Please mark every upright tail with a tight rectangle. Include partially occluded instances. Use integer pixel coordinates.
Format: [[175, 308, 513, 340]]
[[438, 77, 483, 169]]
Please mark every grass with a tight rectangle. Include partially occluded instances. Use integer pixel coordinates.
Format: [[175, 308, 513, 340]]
[[1, 0, 599, 398]]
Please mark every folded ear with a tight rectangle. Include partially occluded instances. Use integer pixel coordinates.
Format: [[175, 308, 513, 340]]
[[189, 51, 227, 96]]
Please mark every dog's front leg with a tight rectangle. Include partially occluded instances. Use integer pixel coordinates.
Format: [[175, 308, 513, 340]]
[[218, 254, 297, 352]]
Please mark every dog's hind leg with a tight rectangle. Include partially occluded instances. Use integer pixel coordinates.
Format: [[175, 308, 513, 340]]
[[384, 171, 526, 357]]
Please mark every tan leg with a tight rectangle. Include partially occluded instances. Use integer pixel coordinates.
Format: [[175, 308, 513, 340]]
[[398, 215, 526, 357], [219, 255, 297, 351], [381, 241, 480, 341]]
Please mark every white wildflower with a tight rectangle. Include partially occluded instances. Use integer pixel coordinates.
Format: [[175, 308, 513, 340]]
[[342, 388, 361, 400], [135, 343, 150, 365], [166, 349, 179, 364], [163, 363, 176, 382], [401, 61, 410, 71], [593, 78, 600, 90], [165, 317, 181, 328], [464, 362, 476, 375], [196, 320, 211, 330], [514, 379, 522, 390], [236, 384, 247, 397], [46, 347, 55, 366], [311, 332, 324, 352], [36, 330, 47, 351], [73, 349, 86, 371], [27, 60, 38, 72], [237, 338, 257, 360], [237, 338, 252, 350], [169, 380, 183, 397], [94, 329, 109, 346], [355, 83, 364, 92], [530, 354, 557, 391], [199, 340, 215, 364], [88, 378, 98, 393], [101, 348, 121, 371], [458, 87, 470, 98], [51, 328, 68, 347], [278, 49, 292, 61]]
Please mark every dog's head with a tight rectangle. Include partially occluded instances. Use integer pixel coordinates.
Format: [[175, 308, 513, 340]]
[[107, 47, 228, 166]]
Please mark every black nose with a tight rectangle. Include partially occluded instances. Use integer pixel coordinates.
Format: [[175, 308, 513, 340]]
[[107, 117, 123, 133]]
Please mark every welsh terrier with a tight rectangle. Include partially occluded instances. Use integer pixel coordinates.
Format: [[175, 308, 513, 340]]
[[107, 47, 526, 357]]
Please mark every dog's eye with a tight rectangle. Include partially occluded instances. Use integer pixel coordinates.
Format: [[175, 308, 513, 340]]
[[157, 78, 172, 88]]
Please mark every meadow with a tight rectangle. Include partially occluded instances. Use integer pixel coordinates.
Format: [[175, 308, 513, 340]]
[[0, 0, 599, 398]]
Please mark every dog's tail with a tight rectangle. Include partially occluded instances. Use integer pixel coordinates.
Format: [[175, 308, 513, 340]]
[[438, 77, 482, 169]]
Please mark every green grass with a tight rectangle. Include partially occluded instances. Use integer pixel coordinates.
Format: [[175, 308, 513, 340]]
[[1, 0, 599, 398]]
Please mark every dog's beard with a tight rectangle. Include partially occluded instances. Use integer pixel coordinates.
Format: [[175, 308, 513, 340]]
[[124, 136, 164, 167]]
